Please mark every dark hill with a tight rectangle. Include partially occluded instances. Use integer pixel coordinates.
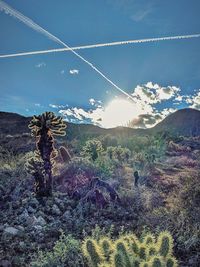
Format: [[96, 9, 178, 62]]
[[152, 108, 200, 136], [0, 111, 144, 139]]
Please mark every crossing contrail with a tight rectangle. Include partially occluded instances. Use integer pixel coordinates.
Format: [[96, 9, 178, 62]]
[[0, 33, 200, 59], [0, 0, 135, 101]]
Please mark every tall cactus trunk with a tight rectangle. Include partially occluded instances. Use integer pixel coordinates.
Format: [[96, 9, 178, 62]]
[[37, 127, 54, 196]]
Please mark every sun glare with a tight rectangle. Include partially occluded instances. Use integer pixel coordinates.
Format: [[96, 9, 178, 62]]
[[101, 98, 143, 128]]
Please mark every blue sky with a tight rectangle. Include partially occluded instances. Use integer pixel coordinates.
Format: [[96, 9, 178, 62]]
[[0, 0, 200, 128]]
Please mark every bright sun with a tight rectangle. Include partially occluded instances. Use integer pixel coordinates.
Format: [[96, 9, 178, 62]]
[[100, 98, 143, 128]]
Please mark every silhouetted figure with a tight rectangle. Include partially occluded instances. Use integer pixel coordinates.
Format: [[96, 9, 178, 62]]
[[134, 171, 140, 187]]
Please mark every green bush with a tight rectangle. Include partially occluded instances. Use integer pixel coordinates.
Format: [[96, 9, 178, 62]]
[[31, 232, 84, 267]]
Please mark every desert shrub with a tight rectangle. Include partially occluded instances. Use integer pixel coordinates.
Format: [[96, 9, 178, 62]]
[[106, 146, 131, 163], [174, 174, 200, 225], [166, 156, 197, 168], [100, 135, 118, 149], [0, 148, 29, 185], [167, 141, 191, 153], [94, 156, 115, 178], [31, 232, 84, 267], [57, 157, 99, 193]]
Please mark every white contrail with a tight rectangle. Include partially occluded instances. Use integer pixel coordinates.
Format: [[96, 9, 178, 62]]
[[0, 33, 200, 59], [0, 0, 135, 101]]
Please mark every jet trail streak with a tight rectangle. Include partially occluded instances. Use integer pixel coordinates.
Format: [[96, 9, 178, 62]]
[[0, 0, 135, 101], [0, 34, 200, 59]]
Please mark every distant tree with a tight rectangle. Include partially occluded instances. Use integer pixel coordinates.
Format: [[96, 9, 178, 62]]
[[81, 139, 103, 161], [26, 112, 66, 196]]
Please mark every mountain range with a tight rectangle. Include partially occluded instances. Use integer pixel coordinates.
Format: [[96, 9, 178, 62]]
[[0, 108, 200, 139]]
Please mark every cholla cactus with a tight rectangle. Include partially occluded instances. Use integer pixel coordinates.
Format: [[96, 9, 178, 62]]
[[157, 231, 173, 258], [140, 263, 150, 267], [166, 257, 178, 267], [81, 231, 178, 267], [113, 253, 124, 267], [114, 240, 132, 267], [149, 256, 163, 267], [27, 112, 66, 196], [99, 237, 113, 261], [143, 234, 156, 245], [82, 238, 104, 267], [139, 245, 147, 261]]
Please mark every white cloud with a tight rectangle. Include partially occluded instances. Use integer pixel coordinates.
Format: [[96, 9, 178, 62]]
[[89, 98, 95, 106], [89, 98, 102, 107], [187, 90, 200, 109], [69, 69, 79, 75], [132, 82, 180, 104], [35, 62, 46, 68], [174, 95, 183, 101], [58, 82, 182, 129]]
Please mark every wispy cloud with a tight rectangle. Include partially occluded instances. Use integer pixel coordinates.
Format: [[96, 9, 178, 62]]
[[35, 62, 46, 68], [60, 70, 65, 74], [49, 103, 68, 109], [34, 103, 41, 107], [131, 8, 152, 22], [69, 69, 79, 75]]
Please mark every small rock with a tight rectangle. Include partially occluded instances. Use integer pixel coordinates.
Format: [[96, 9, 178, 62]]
[[33, 225, 43, 231], [29, 197, 39, 208], [17, 225, 25, 231], [28, 206, 36, 214], [4, 226, 19, 236], [36, 216, 46, 226], [18, 209, 29, 224], [62, 210, 71, 221], [0, 260, 12, 267], [26, 215, 38, 226], [54, 197, 62, 205], [52, 204, 61, 216]]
